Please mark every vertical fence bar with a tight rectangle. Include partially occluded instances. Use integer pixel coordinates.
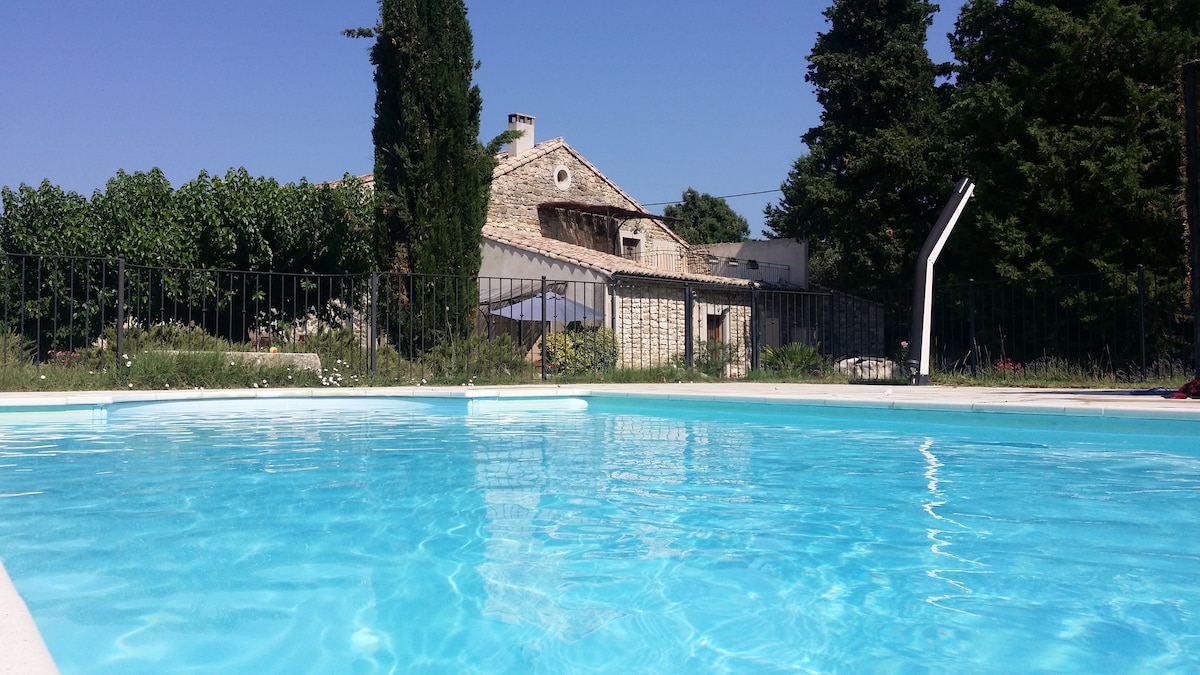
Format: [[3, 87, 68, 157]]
[[370, 272, 379, 375], [684, 284, 694, 369], [1137, 265, 1147, 380], [750, 285, 760, 371], [968, 279, 977, 376], [68, 258, 77, 354], [115, 256, 125, 358], [1184, 60, 1200, 378], [610, 282, 617, 333], [20, 258, 28, 364], [540, 276, 548, 380], [97, 259, 107, 368]]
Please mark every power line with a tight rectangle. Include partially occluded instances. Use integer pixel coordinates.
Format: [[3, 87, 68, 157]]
[[641, 188, 782, 207]]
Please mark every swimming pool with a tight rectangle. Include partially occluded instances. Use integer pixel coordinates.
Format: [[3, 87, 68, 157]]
[[1, 393, 1198, 673]]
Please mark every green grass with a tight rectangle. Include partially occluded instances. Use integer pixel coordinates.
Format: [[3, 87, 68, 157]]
[[0, 351, 325, 392], [0, 329, 1190, 392]]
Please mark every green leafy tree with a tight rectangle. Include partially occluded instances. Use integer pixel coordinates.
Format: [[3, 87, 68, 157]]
[[290, 176, 378, 275], [949, 0, 1200, 282], [92, 168, 195, 268], [663, 188, 750, 244], [352, 0, 497, 342], [175, 169, 275, 271], [1, 181, 100, 257], [765, 0, 954, 292], [174, 169, 377, 275]]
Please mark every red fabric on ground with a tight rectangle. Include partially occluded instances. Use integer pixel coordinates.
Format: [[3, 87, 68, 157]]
[[1170, 378, 1200, 399]]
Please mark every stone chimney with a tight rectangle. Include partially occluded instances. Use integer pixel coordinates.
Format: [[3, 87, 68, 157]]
[[506, 113, 535, 156]]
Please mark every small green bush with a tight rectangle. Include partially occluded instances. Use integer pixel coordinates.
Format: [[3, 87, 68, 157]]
[[761, 342, 827, 375], [286, 328, 402, 377], [544, 326, 618, 376], [693, 340, 738, 378], [1, 331, 34, 366], [113, 321, 234, 353], [418, 333, 531, 382]]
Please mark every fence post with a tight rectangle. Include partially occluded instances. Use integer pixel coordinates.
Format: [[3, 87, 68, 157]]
[[115, 255, 125, 359], [1184, 60, 1200, 379], [1137, 264, 1147, 380], [610, 282, 617, 332], [750, 285, 760, 371], [968, 278, 977, 377], [684, 284, 694, 369], [369, 272, 379, 375], [540, 276, 548, 380]]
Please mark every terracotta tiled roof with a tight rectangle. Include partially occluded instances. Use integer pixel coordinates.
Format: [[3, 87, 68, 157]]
[[482, 225, 753, 287]]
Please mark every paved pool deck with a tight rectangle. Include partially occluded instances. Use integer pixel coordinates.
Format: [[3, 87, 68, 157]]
[[2, 382, 1197, 672]]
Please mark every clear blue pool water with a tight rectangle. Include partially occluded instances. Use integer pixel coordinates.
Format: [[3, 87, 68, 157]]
[[1, 396, 1199, 674]]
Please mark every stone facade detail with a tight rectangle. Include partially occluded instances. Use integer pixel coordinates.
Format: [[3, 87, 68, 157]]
[[613, 282, 752, 376], [489, 143, 630, 232], [484, 134, 759, 374], [488, 141, 684, 266]]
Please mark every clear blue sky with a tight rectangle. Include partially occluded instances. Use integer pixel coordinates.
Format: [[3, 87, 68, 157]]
[[0, 0, 963, 238]]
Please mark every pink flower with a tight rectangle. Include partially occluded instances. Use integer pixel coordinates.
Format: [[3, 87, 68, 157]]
[[900, 341, 908, 349]]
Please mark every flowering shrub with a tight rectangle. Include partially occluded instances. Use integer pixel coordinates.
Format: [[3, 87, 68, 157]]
[[47, 349, 83, 365], [994, 357, 1025, 375]]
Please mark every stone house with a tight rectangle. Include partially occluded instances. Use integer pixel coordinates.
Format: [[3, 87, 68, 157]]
[[478, 114, 757, 373], [338, 114, 771, 373]]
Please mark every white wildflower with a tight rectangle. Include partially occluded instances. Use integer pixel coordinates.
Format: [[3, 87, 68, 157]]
[[39, 374, 46, 380]]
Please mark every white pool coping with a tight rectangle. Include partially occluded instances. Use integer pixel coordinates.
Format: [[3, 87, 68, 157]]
[[2, 382, 1197, 670], [0, 565, 57, 674]]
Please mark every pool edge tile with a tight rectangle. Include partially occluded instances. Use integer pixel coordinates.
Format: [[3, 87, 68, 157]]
[[0, 564, 59, 674]]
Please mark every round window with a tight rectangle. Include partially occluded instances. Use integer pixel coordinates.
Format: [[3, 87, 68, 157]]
[[553, 165, 572, 190]]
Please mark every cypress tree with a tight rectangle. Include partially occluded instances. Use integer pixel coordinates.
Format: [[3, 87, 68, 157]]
[[365, 0, 492, 338], [950, 0, 1200, 282], [766, 0, 953, 292]]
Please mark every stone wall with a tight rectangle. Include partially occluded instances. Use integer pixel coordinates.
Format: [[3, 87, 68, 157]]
[[613, 282, 686, 369], [613, 282, 753, 375]]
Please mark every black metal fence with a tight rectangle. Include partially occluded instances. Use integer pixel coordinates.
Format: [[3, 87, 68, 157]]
[[1, 252, 1193, 381], [864, 267, 1194, 378]]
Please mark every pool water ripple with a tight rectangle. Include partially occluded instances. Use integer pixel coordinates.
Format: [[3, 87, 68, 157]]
[[0, 397, 1198, 672]]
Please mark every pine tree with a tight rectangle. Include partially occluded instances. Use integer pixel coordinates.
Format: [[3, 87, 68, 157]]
[[949, 0, 1200, 282], [766, 0, 953, 292], [365, 0, 492, 338]]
